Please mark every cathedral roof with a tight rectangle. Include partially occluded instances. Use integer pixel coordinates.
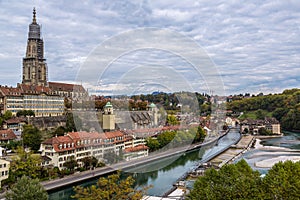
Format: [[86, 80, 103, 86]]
[[48, 82, 86, 93], [19, 84, 52, 94]]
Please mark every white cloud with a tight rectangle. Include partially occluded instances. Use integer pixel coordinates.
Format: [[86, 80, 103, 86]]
[[0, 0, 299, 95]]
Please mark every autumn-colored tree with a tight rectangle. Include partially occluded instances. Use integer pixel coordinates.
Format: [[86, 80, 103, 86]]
[[72, 171, 148, 200]]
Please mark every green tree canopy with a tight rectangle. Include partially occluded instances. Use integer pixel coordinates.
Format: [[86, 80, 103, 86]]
[[22, 125, 42, 152], [16, 110, 35, 117], [145, 137, 160, 152], [187, 159, 262, 200], [63, 158, 78, 172], [188, 160, 300, 200], [263, 160, 300, 199], [5, 176, 48, 200], [3, 110, 13, 120], [72, 171, 148, 200], [166, 115, 179, 126], [9, 147, 42, 181]]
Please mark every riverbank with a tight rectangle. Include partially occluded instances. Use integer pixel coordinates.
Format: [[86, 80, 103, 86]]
[[158, 128, 241, 198], [42, 131, 226, 191]]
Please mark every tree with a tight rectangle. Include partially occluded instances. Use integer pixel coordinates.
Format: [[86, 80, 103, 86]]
[[255, 109, 265, 120], [187, 160, 263, 200], [157, 131, 176, 148], [166, 115, 179, 126], [3, 110, 13, 120], [5, 176, 48, 200], [52, 126, 66, 137], [22, 125, 42, 151], [72, 171, 147, 200], [16, 110, 35, 117], [263, 160, 300, 199], [195, 126, 207, 143], [81, 156, 98, 170], [9, 147, 42, 181], [63, 158, 78, 172], [258, 127, 272, 135], [272, 107, 289, 121], [146, 137, 160, 152]]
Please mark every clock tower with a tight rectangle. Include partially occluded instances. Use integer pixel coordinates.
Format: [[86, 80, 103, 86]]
[[22, 8, 48, 86]]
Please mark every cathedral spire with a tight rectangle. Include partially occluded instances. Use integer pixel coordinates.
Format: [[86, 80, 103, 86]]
[[23, 8, 48, 87], [32, 7, 37, 24]]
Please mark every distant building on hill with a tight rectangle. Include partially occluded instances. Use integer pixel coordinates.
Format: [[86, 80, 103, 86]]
[[240, 117, 281, 135]]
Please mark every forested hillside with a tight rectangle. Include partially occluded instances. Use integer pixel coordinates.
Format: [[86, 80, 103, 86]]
[[227, 89, 300, 132]]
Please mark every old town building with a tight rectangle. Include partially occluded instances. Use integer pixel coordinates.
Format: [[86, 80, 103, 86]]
[[240, 117, 281, 135], [39, 131, 147, 169]]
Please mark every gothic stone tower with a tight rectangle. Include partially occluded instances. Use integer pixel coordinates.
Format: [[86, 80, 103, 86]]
[[22, 8, 48, 86]]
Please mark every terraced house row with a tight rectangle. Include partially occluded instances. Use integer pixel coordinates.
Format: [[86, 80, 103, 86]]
[[39, 131, 149, 169]]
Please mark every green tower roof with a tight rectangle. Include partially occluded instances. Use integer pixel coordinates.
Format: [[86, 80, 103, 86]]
[[104, 102, 112, 108], [148, 103, 156, 108]]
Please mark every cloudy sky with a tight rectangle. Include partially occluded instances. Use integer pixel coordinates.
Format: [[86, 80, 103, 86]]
[[0, 0, 299, 96]]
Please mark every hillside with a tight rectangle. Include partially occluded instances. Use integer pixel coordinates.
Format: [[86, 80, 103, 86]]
[[227, 88, 300, 132]]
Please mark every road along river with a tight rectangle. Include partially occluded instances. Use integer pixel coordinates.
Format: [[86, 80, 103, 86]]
[[48, 129, 240, 199]]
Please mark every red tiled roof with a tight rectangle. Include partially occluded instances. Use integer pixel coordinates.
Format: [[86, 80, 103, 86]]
[[68, 131, 102, 140], [104, 131, 124, 139], [0, 84, 56, 97], [42, 135, 75, 152], [4, 117, 27, 124], [124, 144, 148, 153], [0, 129, 17, 140], [49, 82, 86, 93], [42, 131, 126, 152], [0, 86, 23, 97]]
